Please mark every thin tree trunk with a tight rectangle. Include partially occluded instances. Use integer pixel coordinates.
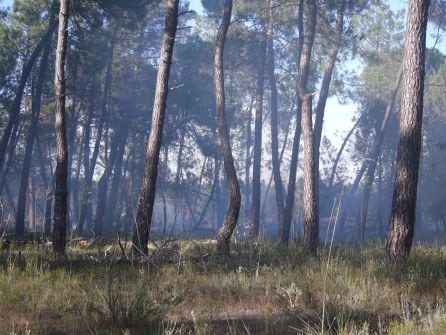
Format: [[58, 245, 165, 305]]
[[193, 159, 220, 231], [267, 0, 285, 236], [132, 0, 179, 255], [328, 116, 362, 191], [105, 126, 128, 233], [0, 122, 21, 199], [0, 21, 57, 172], [160, 146, 169, 235], [260, 107, 293, 220], [215, 0, 241, 255], [76, 90, 94, 234], [71, 127, 84, 227], [359, 66, 403, 242], [171, 129, 185, 236], [28, 176, 36, 234], [93, 129, 120, 236], [77, 33, 115, 234], [244, 102, 252, 225], [36, 136, 53, 235], [249, 29, 267, 238], [386, 0, 429, 261], [314, 0, 345, 162], [300, 0, 318, 256], [281, 0, 304, 245], [15, 20, 53, 235], [52, 0, 70, 256], [338, 67, 402, 238]]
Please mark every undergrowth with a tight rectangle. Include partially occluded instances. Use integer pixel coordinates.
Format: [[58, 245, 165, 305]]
[[1, 239, 446, 334]]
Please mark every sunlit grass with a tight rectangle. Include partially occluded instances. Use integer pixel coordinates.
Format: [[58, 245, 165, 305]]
[[1, 239, 446, 334]]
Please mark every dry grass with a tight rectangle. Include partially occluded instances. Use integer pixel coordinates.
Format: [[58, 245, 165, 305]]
[[1, 239, 446, 334]]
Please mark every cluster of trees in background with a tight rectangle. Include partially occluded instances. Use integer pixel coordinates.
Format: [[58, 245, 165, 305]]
[[0, 0, 445, 260]]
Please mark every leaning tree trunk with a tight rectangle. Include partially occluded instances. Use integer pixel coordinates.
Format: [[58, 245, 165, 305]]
[[314, 0, 345, 164], [132, 0, 179, 255], [266, 0, 285, 237], [0, 122, 21, 198], [281, 0, 304, 245], [0, 21, 57, 174], [300, 0, 318, 256], [386, 0, 430, 261], [52, 0, 70, 256], [249, 29, 267, 238], [15, 16, 54, 236], [359, 66, 403, 242], [215, 0, 241, 255]]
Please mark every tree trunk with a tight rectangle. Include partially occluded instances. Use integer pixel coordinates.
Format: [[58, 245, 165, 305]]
[[193, 160, 220, 231], [28, 176, 36, 235], [386, 0, 429, 261], [359, 66, 403, 242], [338, 67, 402, 238], [214, 0, 241, 255], [0, 21, 57, 173], [300, 0, 318, 256], [0, 122, 21, 200], [266, 0, 285, 236], [15, 18, 54, 235], [161, 146, 169, 235], [281, 0, 304, 245], [249, 29, 267, 238], [104, 126, 128, 233], [132, 0, 179, 255], [77, 33, 115, 234], [71, 127, 84, 227], [244, 101, 252, 226], [76, 91, 94, 234], [93, 129, 120, 236], [36, 136, 53, 235], [314, 0, 345, 162], [52, 0, 70, 256], [328, 116, 362, 192]]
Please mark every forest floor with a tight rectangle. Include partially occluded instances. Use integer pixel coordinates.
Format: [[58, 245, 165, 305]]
[[1, 237, 446, 334]]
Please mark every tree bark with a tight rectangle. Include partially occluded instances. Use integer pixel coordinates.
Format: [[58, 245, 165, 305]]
[[52, 0, 70, 256], [132, 0, 179, 255], [300, 0, 318, 256], [386, 0, 429, 261], [249, 29, 267, 238], [214, 0, 241, 255]]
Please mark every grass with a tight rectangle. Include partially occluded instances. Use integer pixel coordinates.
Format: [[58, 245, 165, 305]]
[[1, 239, 446, 334]]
